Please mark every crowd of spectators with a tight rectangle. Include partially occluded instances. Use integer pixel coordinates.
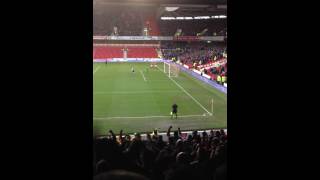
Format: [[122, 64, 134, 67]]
[[159, 19, 227, 36], [94, 126, 227, 180], [161, 41, 227, 83], [161, 42, 226, 65]]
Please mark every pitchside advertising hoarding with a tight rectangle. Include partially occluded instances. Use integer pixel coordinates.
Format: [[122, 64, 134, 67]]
[[93, 58, 164, 62], [93, 36, 225, 41], [172, 36, 225, 41], [178, 64, 227, 94]]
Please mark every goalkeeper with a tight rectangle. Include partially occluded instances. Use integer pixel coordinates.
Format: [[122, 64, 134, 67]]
[[171, 103, 178, 119]]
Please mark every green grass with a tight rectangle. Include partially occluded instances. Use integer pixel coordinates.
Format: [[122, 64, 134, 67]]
[[93, 62, 227, 135]]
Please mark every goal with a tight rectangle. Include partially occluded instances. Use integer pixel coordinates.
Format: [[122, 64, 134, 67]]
[[164, 62, 180, 78]]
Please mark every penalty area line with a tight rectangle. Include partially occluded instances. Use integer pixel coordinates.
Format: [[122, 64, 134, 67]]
[[93, 66, 101, 75], [140, 70, 147, 81], [156, 66, 212, 116]]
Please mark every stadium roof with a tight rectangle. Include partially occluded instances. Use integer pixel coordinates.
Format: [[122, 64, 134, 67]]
[[94, 0, 227, 17], [159, 4, 226, 17]]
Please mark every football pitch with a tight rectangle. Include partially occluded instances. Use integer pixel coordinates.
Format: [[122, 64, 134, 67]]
[[93, 62, 227, 135]]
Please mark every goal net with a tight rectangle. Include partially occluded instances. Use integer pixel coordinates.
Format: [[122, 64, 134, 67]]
[[164, 62, 180, 78]]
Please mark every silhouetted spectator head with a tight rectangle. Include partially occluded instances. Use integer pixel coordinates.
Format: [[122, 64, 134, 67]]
[[202, 131, 208, 137], [96, 159, 110, 174], [193, 135, 201, 144], [128, 138, 144, 156], [94, 170, 149, 180], [202, 131, 209, 142], [125, 134, 131, 141], [210, 130, 214, 136], [175, 139, 183, 149], [192, 130, 198, 137], [187, 135, 192, 142], [176, 152, 189, 165], [134, 133, 141, 141], [155, 135, 166, 150], [215, 131, 221, 138], [220, 129, 227, 143], [220, 129, 226, 136], [168, 137, 175, 146], [213, 137, 220, 146]]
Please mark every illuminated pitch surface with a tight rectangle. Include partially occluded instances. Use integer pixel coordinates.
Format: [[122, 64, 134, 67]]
[[93, 62, 227, 135]]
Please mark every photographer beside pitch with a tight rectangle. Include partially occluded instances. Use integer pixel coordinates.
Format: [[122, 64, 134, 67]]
[[171, 103, 178, 119]]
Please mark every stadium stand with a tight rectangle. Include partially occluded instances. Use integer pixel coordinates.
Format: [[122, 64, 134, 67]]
[[93, 5, 163, 36], [128, 47, 158, 58], [94, 127, 227, 180], [159, 19, 226, 36], [93, 46, 158, 59], [161, 42, 227, 81], [93, 4, 226, 37], [94, 46, 123, 59]]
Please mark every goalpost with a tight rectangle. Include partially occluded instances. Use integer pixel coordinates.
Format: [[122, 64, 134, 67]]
[[163, 62, 180, 78]]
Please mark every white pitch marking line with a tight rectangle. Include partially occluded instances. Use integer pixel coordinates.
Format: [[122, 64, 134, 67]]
[[94, 90, 181, 95], [93, 114, 206, 120], [93, 65, 101, 75], [156, 66, 212, 116], [140, 70, 147, 82]]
